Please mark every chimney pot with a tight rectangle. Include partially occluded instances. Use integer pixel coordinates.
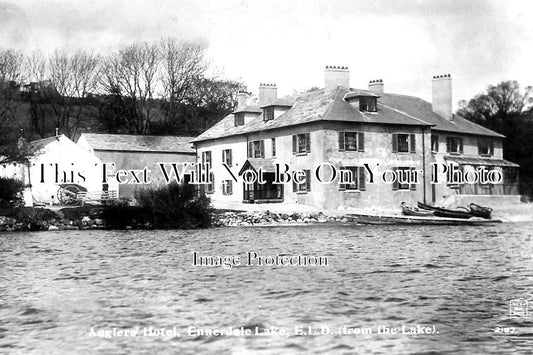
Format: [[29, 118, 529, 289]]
[[368, 78, 384, 94], [258, 82, 277, 106], [324, 65, 350, 93], [236, 91, 249, 109], [432, 74, 453, 120]]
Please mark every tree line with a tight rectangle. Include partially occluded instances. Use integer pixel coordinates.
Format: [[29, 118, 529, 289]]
[[458, 81, 533, 197], [0, 39, 246, 158], [2, 44, 532, 197]]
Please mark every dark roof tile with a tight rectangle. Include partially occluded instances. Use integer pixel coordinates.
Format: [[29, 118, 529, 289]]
[[29, 135, 61, 150], [379, 93, 504, 137], [194, 87, 503, 142], [79, 133, 195, 153]]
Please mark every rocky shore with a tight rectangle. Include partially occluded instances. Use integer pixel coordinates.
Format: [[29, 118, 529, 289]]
[[0, 209, 107, 232], [0, 208, 350, 231], [212, 210, 350, 227], [2, 203, 532, 231]]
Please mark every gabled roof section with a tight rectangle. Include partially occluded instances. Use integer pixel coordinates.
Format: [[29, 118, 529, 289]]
[[378, 93, 504, 138], [29, 135, 61, 150], [238, 158, 276, 175], [79, 133, 195, 154]]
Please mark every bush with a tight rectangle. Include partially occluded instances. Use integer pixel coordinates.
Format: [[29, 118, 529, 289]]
[[0, 177, 25, 208], [101, 203, 148, 229], [137, 183, 213, 229], [102, 183, 213, 229], [60, 206, 105, 221], [0, 207, 60, 231], [0, 207, 58, 220]]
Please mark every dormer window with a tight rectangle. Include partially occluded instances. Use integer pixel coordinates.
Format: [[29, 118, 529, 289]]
[[344, 90, 379, 112], [234, 113, 245, 126], [263, 107, 274, 121], [359, 97, 377, 112]]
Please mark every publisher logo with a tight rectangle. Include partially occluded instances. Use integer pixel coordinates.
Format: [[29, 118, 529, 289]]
[[509, 299, 529, 318]]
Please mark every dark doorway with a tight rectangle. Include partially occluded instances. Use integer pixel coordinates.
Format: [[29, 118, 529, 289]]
[[243, 172, 283, 203]]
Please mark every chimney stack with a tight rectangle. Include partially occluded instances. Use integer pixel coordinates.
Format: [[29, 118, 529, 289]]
[[368, 79, 384, 94], [258, 83, 277, 107], [324, 65, 350, 93], [432, 74, 452, 120], [236, 91, 248, 109]]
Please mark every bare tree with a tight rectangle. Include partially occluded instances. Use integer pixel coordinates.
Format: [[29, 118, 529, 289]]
[[24, 50, 53, 138], [0, 49, 27, 162], [25, 50, 48, 83], [99, 42, 160, 134], [47, 48, 100, 137], [159, 38, 208, 124], [0, 49, 24, 132]]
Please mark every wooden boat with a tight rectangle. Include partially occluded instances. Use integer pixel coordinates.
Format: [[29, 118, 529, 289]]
[[401, 202, 434, 217], [417, 202, 473, 219], [344, 213, 501, 225], [469, 203, 492, 219]]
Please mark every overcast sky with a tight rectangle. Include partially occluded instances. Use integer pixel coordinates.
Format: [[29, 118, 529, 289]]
[[1, 0, 532, 107]]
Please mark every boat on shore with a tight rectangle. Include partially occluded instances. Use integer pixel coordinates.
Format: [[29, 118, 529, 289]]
[[401, 202, 434, 217], [344, 212, 501, 225], [417, 202, 473, 219], [469, 203, 492, 219]]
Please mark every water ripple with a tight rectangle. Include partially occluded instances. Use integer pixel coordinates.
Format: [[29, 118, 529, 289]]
[[0, 223, 532, 353]]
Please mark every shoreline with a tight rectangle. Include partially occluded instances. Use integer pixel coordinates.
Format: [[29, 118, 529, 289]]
[[1, 202, 533, 232]]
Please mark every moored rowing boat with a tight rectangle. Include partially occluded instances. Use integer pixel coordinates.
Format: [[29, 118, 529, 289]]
[[417, 202, 473, 219], [469, 203, 492, 219], [401, 202, 434, 217], [344, 212, 501, 225]]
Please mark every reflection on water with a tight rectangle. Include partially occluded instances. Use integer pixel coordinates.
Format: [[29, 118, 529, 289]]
[[0, 224, 532, 354]]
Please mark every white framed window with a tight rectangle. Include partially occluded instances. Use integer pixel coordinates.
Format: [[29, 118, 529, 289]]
[[292, 133, 311, 154], [222, 180, 233, 195], [222, 149, 232, 166], [392, 133, 416, 153], [446, 136, 463, 154]]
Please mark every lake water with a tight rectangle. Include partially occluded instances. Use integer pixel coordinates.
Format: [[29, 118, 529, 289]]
[[1, 224, 532, 354]]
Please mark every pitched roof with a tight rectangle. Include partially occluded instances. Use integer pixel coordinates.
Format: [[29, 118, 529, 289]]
[[29, 135, 61, 150], [194, 87, 431, 142], [238, 158, 277, 175], [379, 93, 504, 138], [79, 133, 195, 154], [194, 86, 503, 142]]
